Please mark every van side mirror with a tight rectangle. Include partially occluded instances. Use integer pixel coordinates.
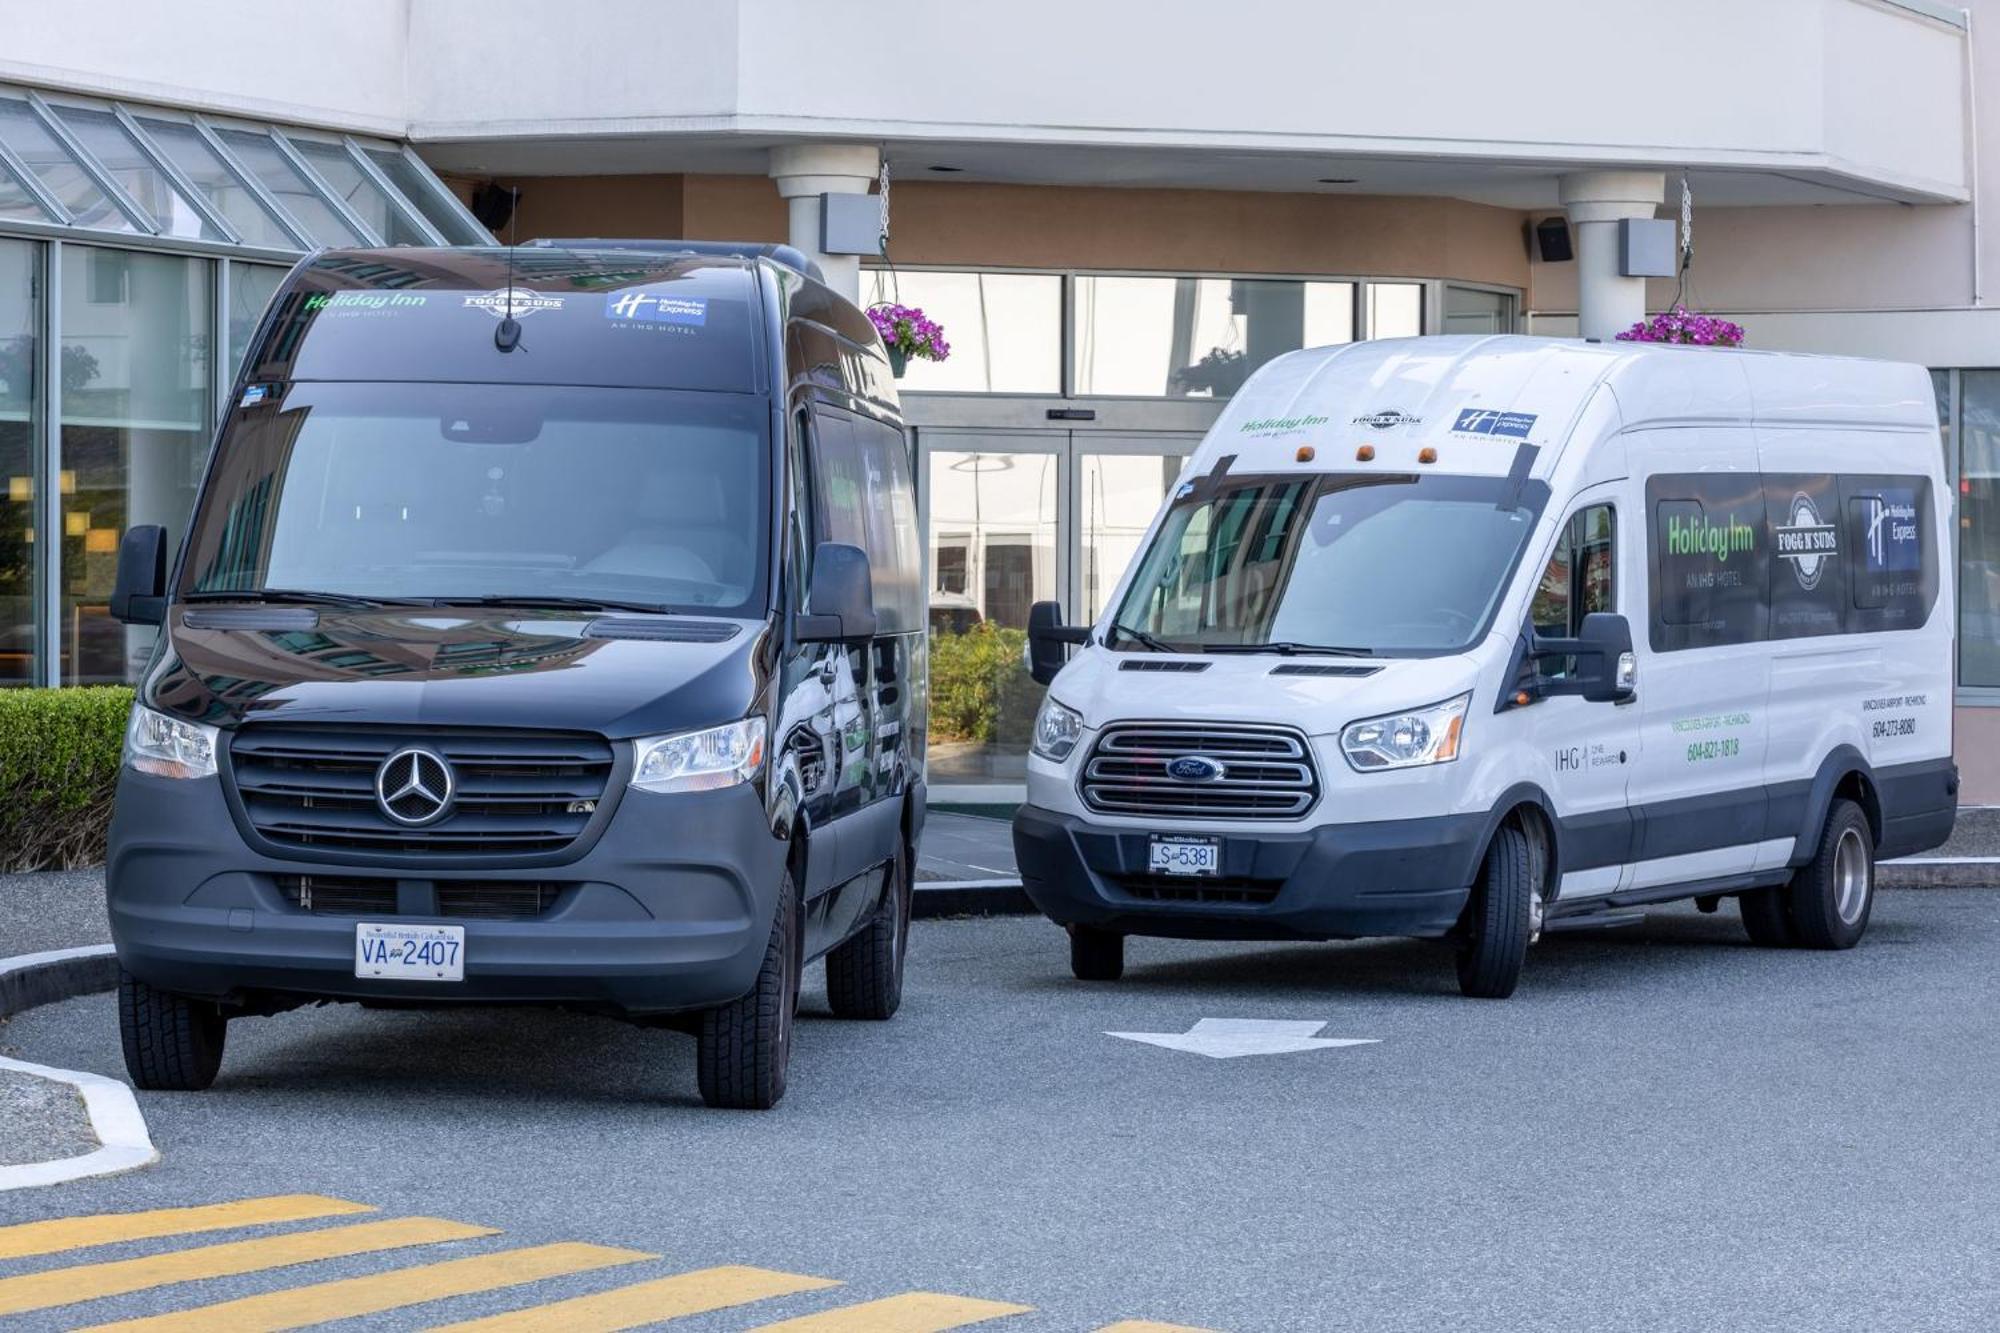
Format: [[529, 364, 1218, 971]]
[[1027, 600, 1089, 686], [797, 541, 877, 642], [1529, 611, 1636, 704], [111, 525, 169, 626]]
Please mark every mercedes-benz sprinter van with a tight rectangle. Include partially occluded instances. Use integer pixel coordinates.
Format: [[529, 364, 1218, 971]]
[[106, 242, 926, 1108], [1016, 335, 1956, 997]]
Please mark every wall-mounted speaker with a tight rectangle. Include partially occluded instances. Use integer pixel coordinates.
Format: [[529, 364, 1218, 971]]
[[470, 182, 517, 232], [1532, 215, 1573, 264]]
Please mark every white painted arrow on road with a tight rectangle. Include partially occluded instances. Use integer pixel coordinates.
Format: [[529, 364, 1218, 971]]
[[1106, 1018, 1381, 1059]]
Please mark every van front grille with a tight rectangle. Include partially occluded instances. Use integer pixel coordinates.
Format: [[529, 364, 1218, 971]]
[[1080, 723, 1318, 820], [1106, 873, 1281, 905], [275, 875, 566, 920], [230, 725, 613, 857]]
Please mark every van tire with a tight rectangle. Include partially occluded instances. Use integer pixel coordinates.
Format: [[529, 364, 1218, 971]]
[[697, 872, 798, 1110], [1456, 825, 1532, 999], [1786, 798, 1875, 950], [118, 969, 226, 1092], [1070, 926, 1124, 981], [1737, 887, 1798, 948], [826, 837, 912, 1020]]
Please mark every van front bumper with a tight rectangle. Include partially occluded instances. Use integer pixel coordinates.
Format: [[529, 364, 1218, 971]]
[[1011, 804, 1483, 941], [106, 769, 787, 1018]]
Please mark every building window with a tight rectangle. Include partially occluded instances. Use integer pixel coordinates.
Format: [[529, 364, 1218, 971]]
[[1367, 282, 1425, 339], [1444, 285, 1517, 335], [1960, 371, 2000, 688], [1071, 275, 1355, 397], [0, 238, 36, 686], [59, 246, 210, 685], [861, 270, 1061, 393]]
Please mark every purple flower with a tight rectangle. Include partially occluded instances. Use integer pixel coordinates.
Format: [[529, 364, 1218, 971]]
[[867, 302, 951, 363], [1614, 306, 1744, 347]]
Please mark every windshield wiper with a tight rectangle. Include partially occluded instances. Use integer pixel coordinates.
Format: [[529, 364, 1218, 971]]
[[1107, 621, 1176, 653], [1202, 641, 1374, 658], [428, 594, 674, 615], [183, 588, 418, 609]]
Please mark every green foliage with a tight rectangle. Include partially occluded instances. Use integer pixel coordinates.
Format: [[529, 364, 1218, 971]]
[[0, 686, 134, 872], [928, 624, 1042, 744]]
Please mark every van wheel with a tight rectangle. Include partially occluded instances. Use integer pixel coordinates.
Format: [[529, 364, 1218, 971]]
[[1787, 798, 1875, 950], [826, 837, 912, 1020], [1737, 887, 1798, 948], [1070, 925, 1124, 981], [697, 872, 799, 1110], [1456, 825, 1533, 999], [118, 969, 226, 1091]]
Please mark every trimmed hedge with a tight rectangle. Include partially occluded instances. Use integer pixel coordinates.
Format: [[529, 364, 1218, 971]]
[[929, 624, 1042, 744], [1, 686, 134, 872]]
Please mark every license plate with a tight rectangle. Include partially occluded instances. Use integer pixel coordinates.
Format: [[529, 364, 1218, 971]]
[[1149, 835, 1221, 877], [355, 922, 464, 981]]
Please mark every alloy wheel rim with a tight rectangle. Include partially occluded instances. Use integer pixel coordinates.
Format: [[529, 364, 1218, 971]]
[[1833, 827, 1870, 925]]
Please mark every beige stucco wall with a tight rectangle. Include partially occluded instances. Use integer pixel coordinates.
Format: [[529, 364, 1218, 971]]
[[493, 172, 1533, 287]]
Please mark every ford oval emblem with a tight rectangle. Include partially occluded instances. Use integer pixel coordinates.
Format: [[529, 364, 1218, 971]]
[[1166, 755, 1226, 783]]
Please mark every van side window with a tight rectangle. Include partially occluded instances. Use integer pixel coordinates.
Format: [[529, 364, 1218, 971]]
[[1646, 473, 1770, 652], [807, 407, 923, 634], [1530, 504, 1615, 639], [787, 407, 817, 611]]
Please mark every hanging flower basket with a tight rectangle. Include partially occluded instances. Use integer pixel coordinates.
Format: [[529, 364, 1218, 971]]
[[866, 303, 950, 378], [1615, 306, 1746, 347]]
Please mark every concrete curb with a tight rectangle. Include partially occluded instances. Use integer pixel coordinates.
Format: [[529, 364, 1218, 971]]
[[1879, 858, 2000, 889], [0, 1055, 158, 1190], [0, 944, 119, 1021], [914, 880, 1035, 918]]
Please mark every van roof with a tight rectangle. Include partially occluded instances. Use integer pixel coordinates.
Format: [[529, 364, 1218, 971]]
[[1201, 335, 1936, 480]]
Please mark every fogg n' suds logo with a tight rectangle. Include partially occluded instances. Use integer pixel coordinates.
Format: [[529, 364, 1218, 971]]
[[1775, 492, 1837, 590]]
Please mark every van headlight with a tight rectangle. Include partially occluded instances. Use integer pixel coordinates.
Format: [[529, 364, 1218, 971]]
[[1031, 696, 1083, 762], [1340, 693, 1470, 772], [124, 705, 219, 780], [631, 717, 766, 794]]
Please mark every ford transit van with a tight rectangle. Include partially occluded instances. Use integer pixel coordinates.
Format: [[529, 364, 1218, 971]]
[[1016, 336, 1956, 997], [106, 242, 925, 1108]]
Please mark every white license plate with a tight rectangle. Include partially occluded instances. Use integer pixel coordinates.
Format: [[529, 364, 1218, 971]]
[[1149, 836, 1221, 877], [355, 922, 464, 981]]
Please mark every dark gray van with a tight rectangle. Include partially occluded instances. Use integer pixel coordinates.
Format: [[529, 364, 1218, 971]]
[[105, 242, 926, 1108]]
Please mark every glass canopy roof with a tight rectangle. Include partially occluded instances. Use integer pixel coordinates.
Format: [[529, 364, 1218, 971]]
[[0, 84, 489, 252]]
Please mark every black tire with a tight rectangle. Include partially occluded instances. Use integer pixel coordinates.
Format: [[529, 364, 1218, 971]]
[[1456, 824, 1533, 999], [697, 873, 799, 1110], [1786, 798, 1875, 950], [1069, 925, 1124, 981], [1738, 886, 1798, 948], [117, 969, 226, 1091], [826, 836, 912, 1020]]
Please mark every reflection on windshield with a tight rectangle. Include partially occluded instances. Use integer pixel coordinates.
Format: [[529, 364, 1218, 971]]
[[179, 382, 769, 615], [1111, 472, 1547, 656]]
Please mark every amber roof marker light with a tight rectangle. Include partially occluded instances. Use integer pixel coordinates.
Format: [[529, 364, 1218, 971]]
[[1296, 445, 1316, 463], [1418, 446, 1438, 464], [1355, 444, 1375, 462]]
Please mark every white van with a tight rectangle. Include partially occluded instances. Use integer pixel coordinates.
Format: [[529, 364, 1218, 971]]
[[1014, 335, 1957, 997]]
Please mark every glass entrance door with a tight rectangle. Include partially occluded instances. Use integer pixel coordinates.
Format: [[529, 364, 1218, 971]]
[[917, 427, 1199, 787]]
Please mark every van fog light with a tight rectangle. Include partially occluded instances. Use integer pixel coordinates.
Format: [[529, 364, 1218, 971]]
[[1340, 694, 1470, 772], [124, 706, 219, 780], [631, 717, 766, 794]]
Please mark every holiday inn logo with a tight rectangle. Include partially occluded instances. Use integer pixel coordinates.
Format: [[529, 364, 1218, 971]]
[[1237, 413, 1329, 435], [1666, 510, 1756, 563]]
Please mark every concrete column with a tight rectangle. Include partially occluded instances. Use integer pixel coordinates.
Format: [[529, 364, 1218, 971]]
[[767, 143, 880, 302], [1559, 171, 1666, 341]]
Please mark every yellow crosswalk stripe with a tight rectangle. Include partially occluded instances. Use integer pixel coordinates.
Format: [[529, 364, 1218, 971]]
[[0, 1195, 375, 1261], [743, 1291, 1033, 1332], [0, 1216, 490, 1317], [77, 1241, 654, 1333], [428, 1264, 840, 1332], [1094, 1322, 1221, 1332]]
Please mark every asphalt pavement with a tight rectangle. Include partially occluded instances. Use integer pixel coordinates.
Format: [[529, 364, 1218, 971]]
[[4, 892, 2000, 1330]]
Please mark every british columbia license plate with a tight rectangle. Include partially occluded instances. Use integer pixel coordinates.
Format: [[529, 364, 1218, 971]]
[[1148, 835, 1221, 877], [354, 922, 464, 981]]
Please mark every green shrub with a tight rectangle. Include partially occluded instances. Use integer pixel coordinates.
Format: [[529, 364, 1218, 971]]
[[0, 686, 134, 872], [928, 624, 1041, 743]]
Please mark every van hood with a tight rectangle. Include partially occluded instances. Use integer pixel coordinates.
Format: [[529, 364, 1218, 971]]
[[1046, 645, 1482, 738], [142, 608, 768, 740]]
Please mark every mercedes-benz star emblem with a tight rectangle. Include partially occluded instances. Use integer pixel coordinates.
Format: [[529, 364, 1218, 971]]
[[376, 747, 454, 826]]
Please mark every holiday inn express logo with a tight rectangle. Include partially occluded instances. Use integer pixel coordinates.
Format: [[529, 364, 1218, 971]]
[[1667, 510, 1756, 562]]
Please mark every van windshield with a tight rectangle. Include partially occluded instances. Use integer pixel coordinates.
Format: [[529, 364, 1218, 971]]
[[179, 382, 770, 615], [1109, 472, 1548, 656]]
